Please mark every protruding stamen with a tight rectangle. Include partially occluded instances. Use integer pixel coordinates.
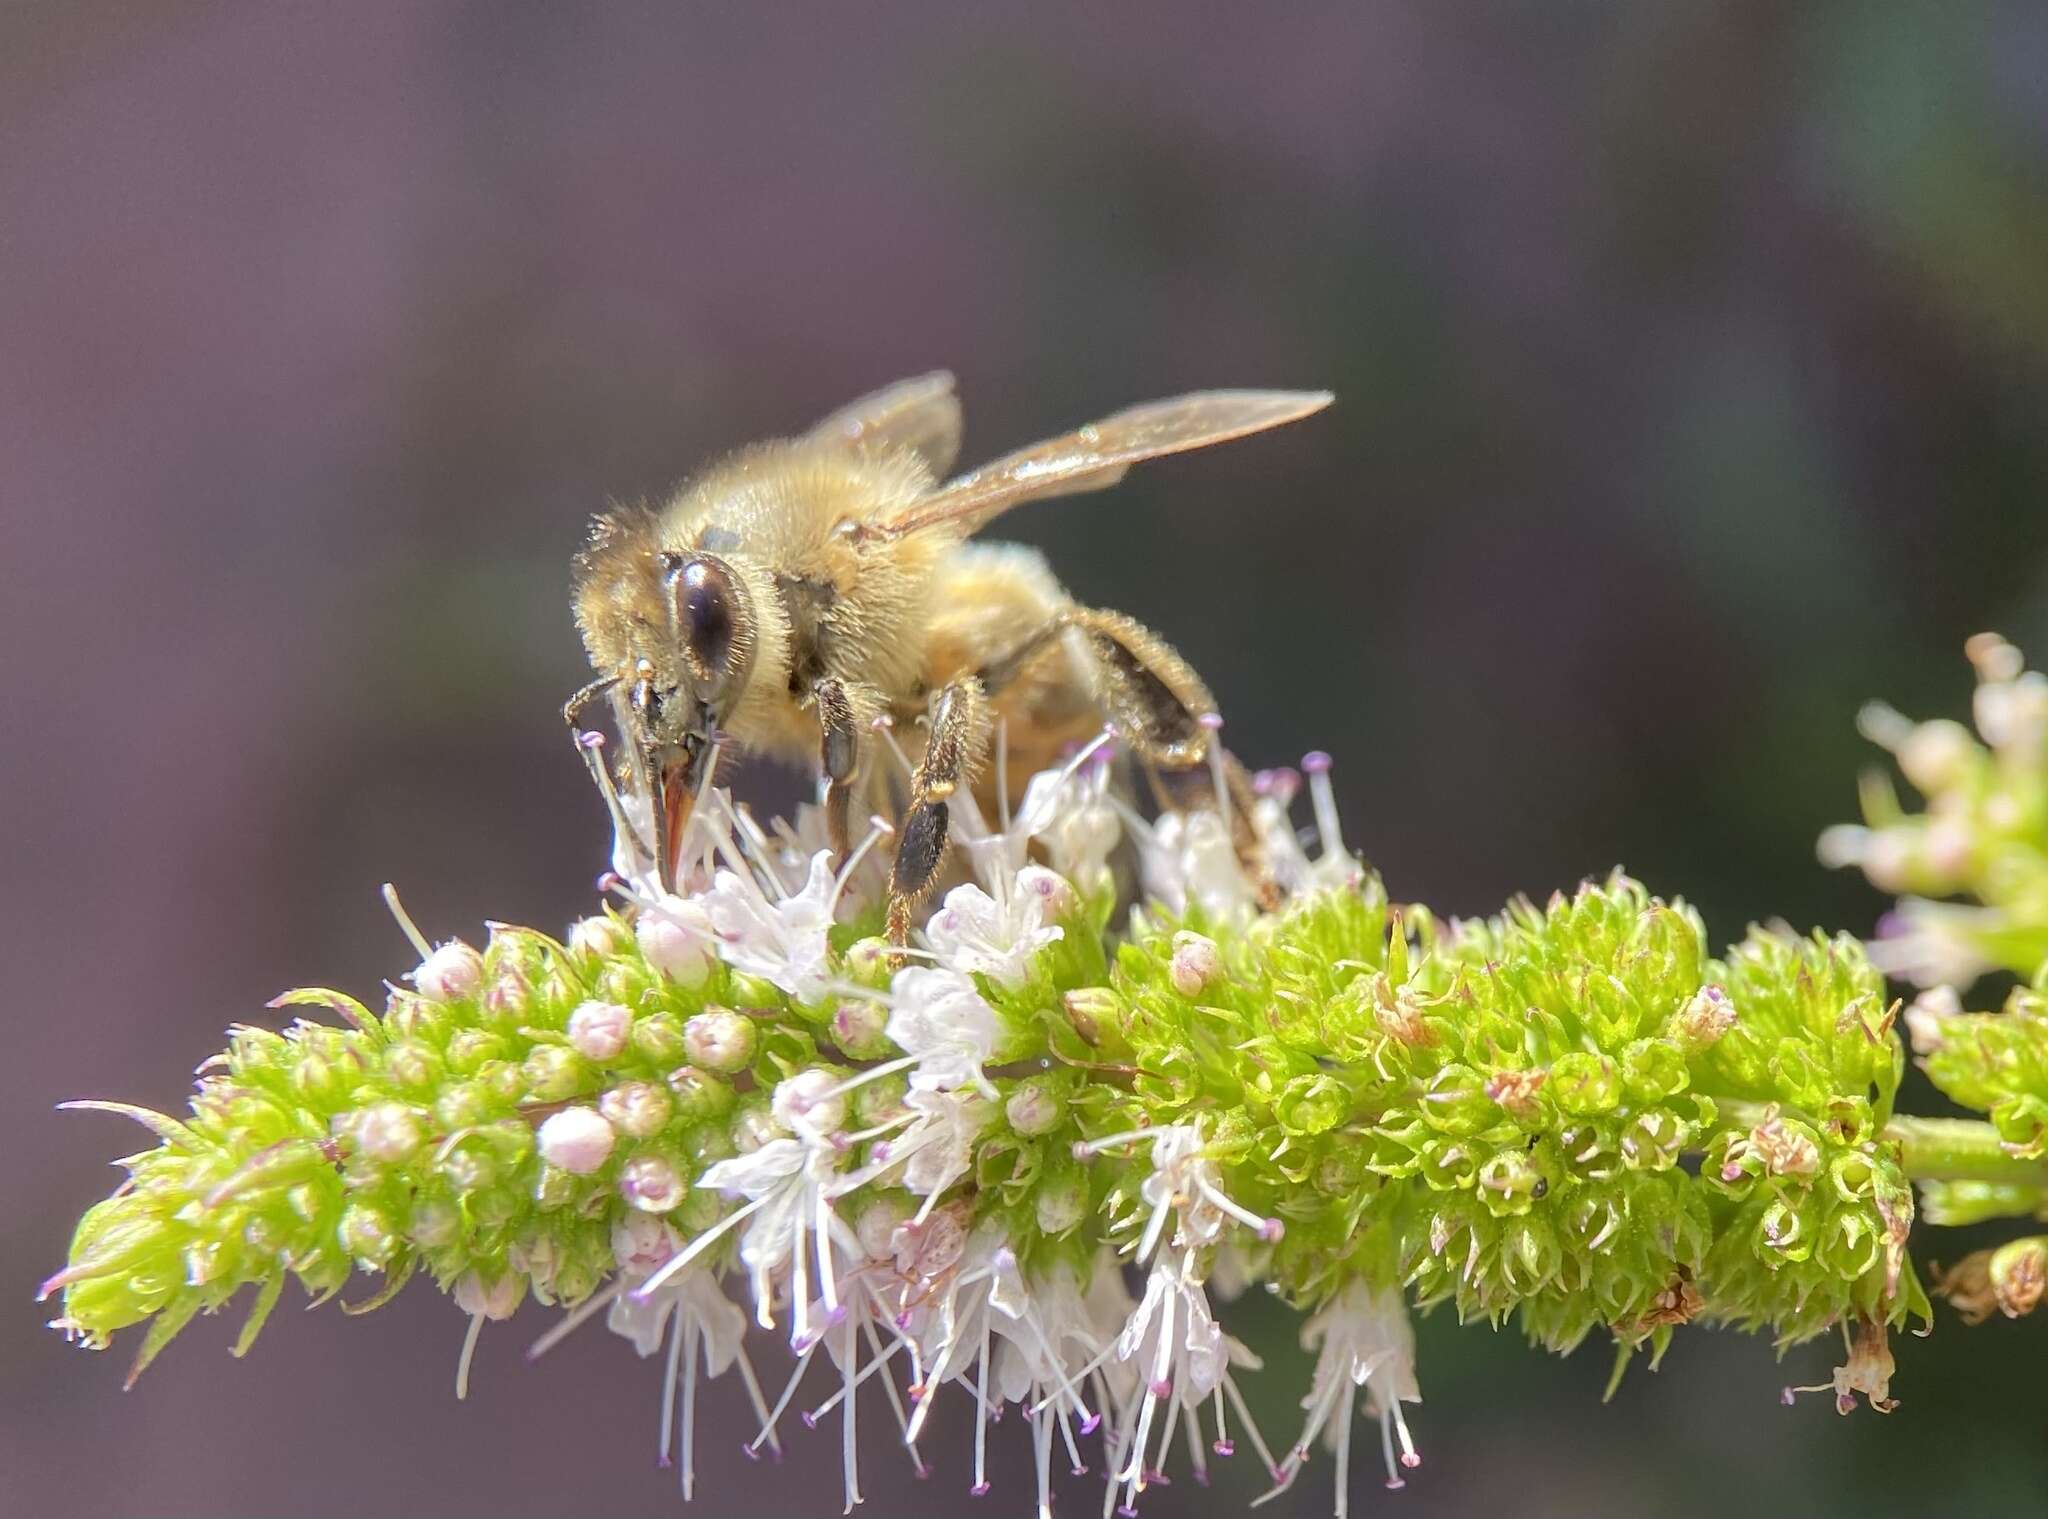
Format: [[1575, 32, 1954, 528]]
[[454, 1311, 485, 1401], [1300, 750, 1344, 861], [382, 883, 434, 960], [526, 1277, 627, 1361], [1201, 713, 1233, 832], [826, 816, 894, 916]]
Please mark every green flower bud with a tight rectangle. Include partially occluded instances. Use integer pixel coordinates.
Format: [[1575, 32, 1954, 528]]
[[632, 1012, 688, 1066], [568, 914, 633, 961], [852, 1072, 907, 1128], [1420, 1064, 1495, 1136], [1621, 1038, 1689, 1101], [433, 1082, 492, 1133], [480, 967, 531, 1029], [1992, 1094, 2048, 1160], [1005, 1078, 1066, 1137], [347, 1102, 423, 1165], [338, 1202, 398, 1267], [412, 1199, 460, 1249], [599, 1080, 674, 1139], [1276, 1074, 1347, 1136], [666, 1067, 735, 1124], [385, 1041, 444, 1097], [521, 1046, 592, 1103], [446, 1028, 510, 1075], [1033, 1172, 1088, 1235], [1062, 987, 1121, 1047], [727, 974, 781, 1009], [1550, 1052, 1621, 1116], [1477, 1147, 1546, 1216]]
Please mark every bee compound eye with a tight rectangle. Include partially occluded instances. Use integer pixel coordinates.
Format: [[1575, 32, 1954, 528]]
[[675, 556, 742, 690]]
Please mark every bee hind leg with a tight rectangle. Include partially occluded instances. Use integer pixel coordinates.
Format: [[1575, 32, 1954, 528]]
[[1061, 606, 1281, 908], [884, 677, 990, 946]]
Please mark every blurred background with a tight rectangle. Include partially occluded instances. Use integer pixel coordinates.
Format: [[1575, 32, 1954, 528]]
[[6, 3, 2048, 1516]]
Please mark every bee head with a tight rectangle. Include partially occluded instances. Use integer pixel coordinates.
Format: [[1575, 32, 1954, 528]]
[[612, 551, 759, 760], [655, 549, 756, 717], [572, 511, 760, 743]]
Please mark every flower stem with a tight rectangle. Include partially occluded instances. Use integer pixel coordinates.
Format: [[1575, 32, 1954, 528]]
[[1886, 1116, 2042, 1184]]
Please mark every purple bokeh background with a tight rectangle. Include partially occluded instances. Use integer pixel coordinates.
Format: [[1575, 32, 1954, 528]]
[[7, 5, 2048, 1516]]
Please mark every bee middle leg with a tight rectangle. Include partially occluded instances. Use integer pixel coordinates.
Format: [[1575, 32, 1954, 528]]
[[884, 676, 990, 945], [812, 677, 859, 860]]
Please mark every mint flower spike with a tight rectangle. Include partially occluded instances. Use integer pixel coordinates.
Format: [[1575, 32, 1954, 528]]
[[56, 725, 2035, 1517], [1820, 631, 2048, 989]]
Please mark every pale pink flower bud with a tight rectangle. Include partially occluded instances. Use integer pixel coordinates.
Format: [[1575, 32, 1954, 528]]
[[1861, 829, 1914, 893], [611, 1213, 681, 1274], [1815, 824, 1870, 871], [843, 936, 893, 978], [638, 907, 716, 986], [453, 1269, 525, 1321], [1034, 1176, 1087, 1235], [1005, 1079, 1065, 1136], [1903, 985, 1960, 1055], [1169, 931, 1221, 996], [1922, 817, 1974, 879], [351, 1101, 423, 1164], [568, 914, 632, 959], [684, 1008, 757, 1073], [1672, 984, 1738, 1052], [411, 1200, 460, 1249], [1016, 865, 1077, 919], [891, 1200, 970, 1280], [1049, 803, 1120, 877], [772, 1069, 846, 1137], [537, 1105, 616, 1174], [1748, 1113, 1821, 1178], [1484, 1069, 1546, 1122], [413, 940, 483, 1002], [1897, 720, 1975, 792], [856, 1196, 912, 1261], [1966, 631, 2025, 683], [619, 1155, 688, 1213], [507, 1234, 560, 1296], [599, 1079, 674, 1139], [566, 1000, 633, 1062], [830, 999, 890, 1057], [732, 1104, 781, 1153]]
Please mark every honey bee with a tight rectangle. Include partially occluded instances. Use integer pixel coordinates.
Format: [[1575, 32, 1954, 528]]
[[566, 372, 1331, 938]]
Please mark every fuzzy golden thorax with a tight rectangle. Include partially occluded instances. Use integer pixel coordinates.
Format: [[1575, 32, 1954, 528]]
[[572, 438, 953, 765]]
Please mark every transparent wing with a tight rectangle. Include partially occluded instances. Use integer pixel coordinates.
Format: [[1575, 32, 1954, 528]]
[[804, 370, 963, 479], [877, 388, 1333, 538]]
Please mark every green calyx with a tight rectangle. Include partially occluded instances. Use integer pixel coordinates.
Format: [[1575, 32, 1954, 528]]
[[1092, 872, 1928, 1365]]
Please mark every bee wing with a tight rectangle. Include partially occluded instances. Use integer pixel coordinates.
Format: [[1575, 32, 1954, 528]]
[[805, 370, 963, 479], [876, 389, 1333, 539]]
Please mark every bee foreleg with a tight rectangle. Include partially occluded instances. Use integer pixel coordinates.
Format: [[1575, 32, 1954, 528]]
[[560, 676, 660, 868], [884, 677, 990, 946], [561, 676, 619, 733]]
